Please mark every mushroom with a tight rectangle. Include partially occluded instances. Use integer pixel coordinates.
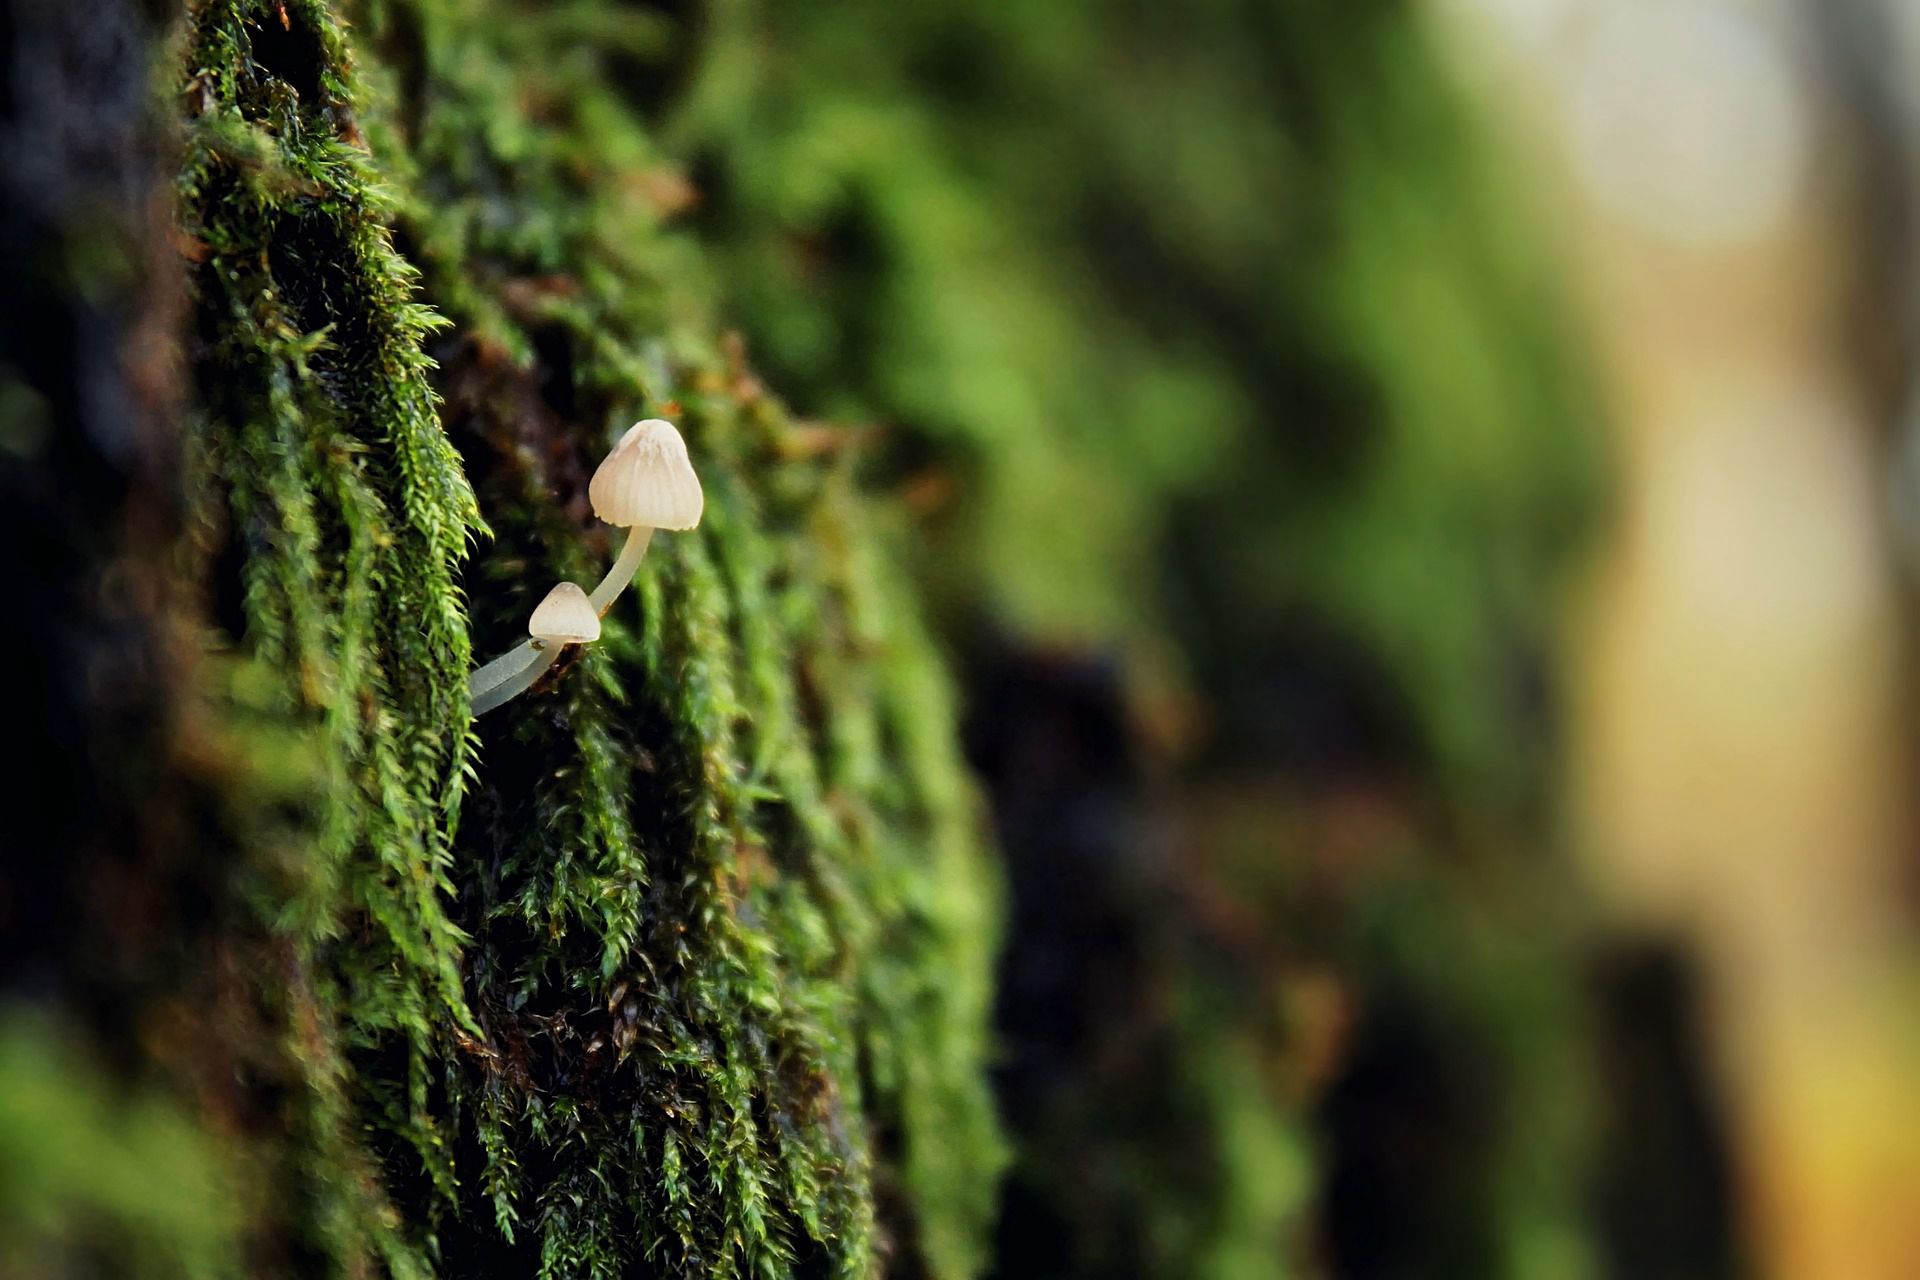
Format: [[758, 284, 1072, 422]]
[[585, 418, 704, 614], [469, 581, 602, 716], [464, 420, 702, 719]]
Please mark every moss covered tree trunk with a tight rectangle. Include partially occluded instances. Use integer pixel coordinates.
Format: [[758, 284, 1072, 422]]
[[5, 0, 1629, 1276], [2, 1, 1002, 1275]]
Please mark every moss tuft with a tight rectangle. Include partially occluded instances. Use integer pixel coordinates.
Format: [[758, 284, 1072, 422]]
[[175, 1, 1004, 1274]]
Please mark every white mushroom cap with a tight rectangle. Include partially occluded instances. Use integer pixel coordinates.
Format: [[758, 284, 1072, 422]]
[[528, 581, 601, 644], [588, 419, 704, 530]]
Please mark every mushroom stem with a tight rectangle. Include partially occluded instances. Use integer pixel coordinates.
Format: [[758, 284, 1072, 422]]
[[470, 641, 564, 717], [588, 525, 655, 614], [469, 638, 544, 704]]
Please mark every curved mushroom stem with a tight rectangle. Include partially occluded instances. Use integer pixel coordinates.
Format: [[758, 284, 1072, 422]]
[[588, 526, 655, 614], [469, 637, 544, 704], [466, 524, 653, 718], [470, 641, 564, 716]]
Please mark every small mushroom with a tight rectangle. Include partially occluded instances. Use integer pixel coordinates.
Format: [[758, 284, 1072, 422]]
[[528, 580, 602, 645], [469, 581, 601, 716], [464, 420, 702, 720], [585, 419, 704, 614]]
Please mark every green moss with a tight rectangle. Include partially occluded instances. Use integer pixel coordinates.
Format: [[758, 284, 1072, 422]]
[[0, 1012, 243, 1279], [175, 0, 1003, 1274]]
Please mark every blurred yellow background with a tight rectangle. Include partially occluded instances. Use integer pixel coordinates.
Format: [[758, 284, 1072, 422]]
[[1450, 4, 1920, 1275]]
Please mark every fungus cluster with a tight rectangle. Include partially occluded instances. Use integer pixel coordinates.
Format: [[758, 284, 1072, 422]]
[[469, 419, 704, 716]]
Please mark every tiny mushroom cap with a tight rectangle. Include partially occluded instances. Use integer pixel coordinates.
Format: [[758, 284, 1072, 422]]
[[589, 419, 704, 530], [528, 581, 602, 644]]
